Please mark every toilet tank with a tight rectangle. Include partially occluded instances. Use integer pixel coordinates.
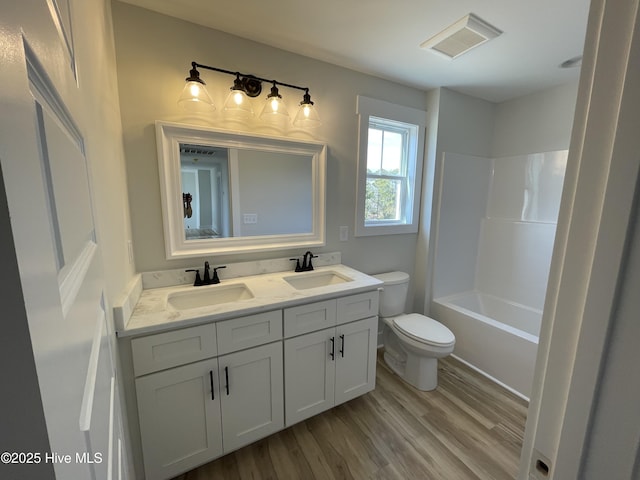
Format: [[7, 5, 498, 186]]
[[372, 271, 410, 317]]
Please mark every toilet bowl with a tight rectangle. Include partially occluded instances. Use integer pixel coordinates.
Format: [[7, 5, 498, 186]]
[[374, 272, 455, 391]]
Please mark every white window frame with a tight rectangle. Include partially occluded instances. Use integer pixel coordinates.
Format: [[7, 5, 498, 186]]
[[355, 95, 427, 237]]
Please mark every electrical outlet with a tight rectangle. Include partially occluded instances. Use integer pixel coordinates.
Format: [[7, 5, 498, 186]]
[[243, 213, 258, 224], [530, 450, 552, 479], [339, 226, 349, 241]]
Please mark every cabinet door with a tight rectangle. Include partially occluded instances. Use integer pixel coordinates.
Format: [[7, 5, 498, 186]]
[[335, 316, 378, 405], [219, 342, 284, 452], [284, 329, 336, 426], [136, 358, 222, 480]]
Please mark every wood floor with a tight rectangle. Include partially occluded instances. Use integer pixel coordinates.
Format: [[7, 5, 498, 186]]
[[172, 351, 528, 480]]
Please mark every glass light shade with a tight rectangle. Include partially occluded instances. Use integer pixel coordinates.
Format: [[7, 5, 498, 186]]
[[293, 102, 321, 128], [177, 81, 215, 112], [223, 88, 253, 118], [259, 95, 289, 124]]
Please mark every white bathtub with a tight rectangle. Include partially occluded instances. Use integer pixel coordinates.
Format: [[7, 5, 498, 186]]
[[431, 291, 541, 399]]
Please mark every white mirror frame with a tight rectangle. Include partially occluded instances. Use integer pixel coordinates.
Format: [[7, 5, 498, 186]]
[[156, 121, 326, 259]]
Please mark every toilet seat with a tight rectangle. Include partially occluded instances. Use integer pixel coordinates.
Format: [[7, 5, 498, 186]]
[[393, 314, 455, 347]]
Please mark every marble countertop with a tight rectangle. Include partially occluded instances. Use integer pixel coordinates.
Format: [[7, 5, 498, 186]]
[[119, 264, 383, 338]]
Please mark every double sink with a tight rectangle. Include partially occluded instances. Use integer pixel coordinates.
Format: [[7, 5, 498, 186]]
[[167, 270, 354, 311]]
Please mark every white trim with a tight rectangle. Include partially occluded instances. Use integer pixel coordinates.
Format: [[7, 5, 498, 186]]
[[354, 96, 427, 237], [79, 306, 106, 432], [156, 121, 326, 258], [519, 0, 640, 478], [58, 240, 97, 318], [107, 375, 116, 480]]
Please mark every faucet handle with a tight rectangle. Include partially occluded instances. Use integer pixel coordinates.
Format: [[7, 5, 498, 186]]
[[307, 254, 318, 271], [212, 265, 227, 284], [185, 269, 203, 286], [290, 258, 303, 272]]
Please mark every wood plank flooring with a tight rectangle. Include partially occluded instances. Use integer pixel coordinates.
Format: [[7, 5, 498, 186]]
[[172, 351, 528, 480]]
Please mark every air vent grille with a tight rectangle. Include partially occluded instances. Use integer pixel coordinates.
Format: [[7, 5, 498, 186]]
[[421, 13, 502, 59], [180, 144, 216, 156]]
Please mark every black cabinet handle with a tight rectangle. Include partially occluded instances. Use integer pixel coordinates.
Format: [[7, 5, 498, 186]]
[[330, 336, 335, 360], [225, 366, 230, 395], [340, 334, 345, 357], [209, 370, 214, 400]]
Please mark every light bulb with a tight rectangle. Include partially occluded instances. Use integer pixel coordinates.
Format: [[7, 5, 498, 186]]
[[303, 105, 311, 118], [270, 98, 280, 113], [233, 91, 244, 105], [178, 79, 215, 112]]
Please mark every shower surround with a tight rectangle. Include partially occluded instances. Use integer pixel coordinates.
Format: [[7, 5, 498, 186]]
[[431, 150, 566, 399]]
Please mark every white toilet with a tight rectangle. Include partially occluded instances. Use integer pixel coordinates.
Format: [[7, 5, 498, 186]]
[[374, 272, 455, 391]]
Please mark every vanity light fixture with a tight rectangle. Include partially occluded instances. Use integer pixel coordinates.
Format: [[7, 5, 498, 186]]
[[177, 65, 215, 112], [178, 61, 321, 128]]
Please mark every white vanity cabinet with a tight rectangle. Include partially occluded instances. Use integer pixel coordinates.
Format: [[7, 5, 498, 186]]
[[131, 313, 284, 480], [127, 287, 378, 480], [283, 291, 379, 425]]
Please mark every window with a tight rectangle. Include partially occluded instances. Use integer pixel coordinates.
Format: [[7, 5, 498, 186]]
[[355, 96, 426, 236]]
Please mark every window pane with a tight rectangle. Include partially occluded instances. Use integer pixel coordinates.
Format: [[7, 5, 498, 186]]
[[367, 128, 383, 174], [365, 178, 401, 221], [381, 130, 403, 174]]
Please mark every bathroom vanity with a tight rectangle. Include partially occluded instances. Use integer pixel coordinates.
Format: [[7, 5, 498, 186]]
[[117, 263, 382, 480]]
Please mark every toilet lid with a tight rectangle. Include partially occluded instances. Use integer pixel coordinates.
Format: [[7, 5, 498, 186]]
[[394, 314, 455, 346]]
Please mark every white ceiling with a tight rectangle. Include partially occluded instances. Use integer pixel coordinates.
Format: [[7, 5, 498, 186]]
[[118, 0, 591, 103]]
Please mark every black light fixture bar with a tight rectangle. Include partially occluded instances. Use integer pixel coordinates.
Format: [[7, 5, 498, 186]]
[[191, 61, 310, 95], [180, 61, 321, 127]]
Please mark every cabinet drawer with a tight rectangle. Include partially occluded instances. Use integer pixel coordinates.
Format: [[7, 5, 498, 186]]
[[336, 291, 379, 324], [132, 323, 217, 376], [284, 299, 337, 337], [216, 310, 283, 355]]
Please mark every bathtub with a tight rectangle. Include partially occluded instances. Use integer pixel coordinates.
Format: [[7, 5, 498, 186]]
[[431, 291, 541, 400]]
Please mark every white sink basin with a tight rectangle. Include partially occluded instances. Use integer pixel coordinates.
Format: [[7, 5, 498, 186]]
[[168, 284, 254, 310], [283, 271, 353, 290]]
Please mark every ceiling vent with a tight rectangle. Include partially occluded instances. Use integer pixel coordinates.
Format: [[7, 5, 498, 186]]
[[420, 13, 502, 59]]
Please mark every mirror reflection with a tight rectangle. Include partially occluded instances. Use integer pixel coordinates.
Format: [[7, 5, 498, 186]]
[[156, 121, 326, 258], [179, 144, 313, 241], [181, 144, 231, 239]]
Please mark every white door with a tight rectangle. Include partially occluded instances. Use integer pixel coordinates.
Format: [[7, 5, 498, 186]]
[[135, 358, 223, 480], [284, 329, 336, 425], [219, 342, 284, 452], [335, 317, 378, 405], [0, 2, 122, 479]]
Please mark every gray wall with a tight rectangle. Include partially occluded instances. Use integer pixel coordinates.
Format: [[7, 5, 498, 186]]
[[492, 82, 579, 157], [112, 2, 428, 290]]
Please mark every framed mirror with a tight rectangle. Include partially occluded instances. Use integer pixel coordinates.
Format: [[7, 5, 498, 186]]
[[156, 121, 326, 258]]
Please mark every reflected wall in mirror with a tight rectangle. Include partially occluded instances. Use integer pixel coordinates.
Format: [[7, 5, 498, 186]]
[[157, 121, 326, 259]]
